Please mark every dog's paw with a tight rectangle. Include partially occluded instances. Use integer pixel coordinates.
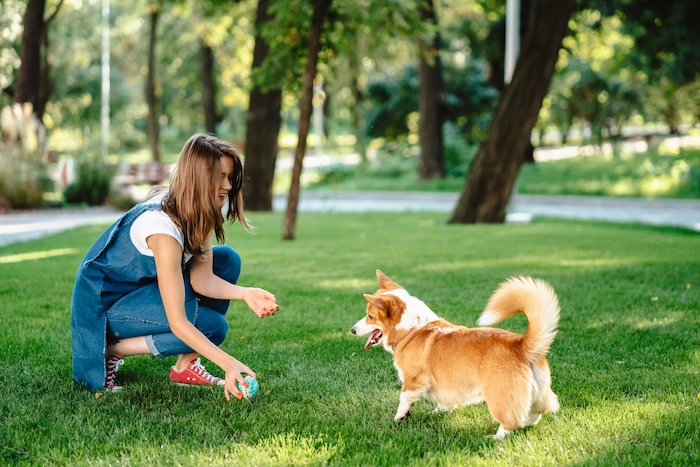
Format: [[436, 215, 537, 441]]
[[492, 426, 511, 440], [394, 411, 411, 422], [432, 404, 453, 414]]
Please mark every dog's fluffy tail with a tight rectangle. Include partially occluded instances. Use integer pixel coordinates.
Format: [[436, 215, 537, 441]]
[[477, 276, 560, 363]]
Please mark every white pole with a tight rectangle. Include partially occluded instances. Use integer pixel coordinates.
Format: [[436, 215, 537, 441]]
[[504, 0, 520, 84], [101, 0, 110, 160]]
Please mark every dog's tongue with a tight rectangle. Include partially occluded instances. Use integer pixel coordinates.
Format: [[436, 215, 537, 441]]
[[364, 329, 383, 350]]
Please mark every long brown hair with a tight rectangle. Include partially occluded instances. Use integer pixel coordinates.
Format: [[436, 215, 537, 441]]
[[161, 133, 250, 257]]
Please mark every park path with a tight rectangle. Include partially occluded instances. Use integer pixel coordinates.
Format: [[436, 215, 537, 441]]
[[271, 192, 700, 231], [0, 192, 698, 248]]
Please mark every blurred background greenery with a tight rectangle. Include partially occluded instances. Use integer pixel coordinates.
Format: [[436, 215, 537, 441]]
[[0, 0, 698, 213]]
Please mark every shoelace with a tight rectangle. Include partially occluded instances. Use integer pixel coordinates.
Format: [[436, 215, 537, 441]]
[[189, 358, 218, 383], [105, 356, 124, 388]]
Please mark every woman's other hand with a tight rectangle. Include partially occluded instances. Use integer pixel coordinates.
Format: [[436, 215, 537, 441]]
[[243, 287, 279, 318]]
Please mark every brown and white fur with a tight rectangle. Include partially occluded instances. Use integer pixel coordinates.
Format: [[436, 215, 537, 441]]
[[351, 270, 560, 440]]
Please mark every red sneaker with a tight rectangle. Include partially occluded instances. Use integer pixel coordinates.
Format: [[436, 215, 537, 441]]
[[170, 358, 224, 386], [105, 355, 124, 391]]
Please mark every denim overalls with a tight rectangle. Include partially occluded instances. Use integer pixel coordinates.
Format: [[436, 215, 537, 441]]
[[70, 202, 240, 390]]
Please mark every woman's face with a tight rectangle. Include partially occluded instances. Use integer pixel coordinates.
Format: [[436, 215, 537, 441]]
[[218, 156, 234, 206]]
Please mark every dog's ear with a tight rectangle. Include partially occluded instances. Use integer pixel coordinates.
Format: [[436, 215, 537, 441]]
[[376, 269, 402, 291], [364, 293, 393, 318]]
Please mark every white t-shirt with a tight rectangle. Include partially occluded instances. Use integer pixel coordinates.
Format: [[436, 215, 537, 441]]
[[131, 192, 229, 263]]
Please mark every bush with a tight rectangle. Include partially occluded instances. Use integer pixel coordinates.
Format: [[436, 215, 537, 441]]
[[3, 181, 44, 210], [64, 160, 114, 206], [689, 164, 700, 197], [110, 194, 138, 211], [0, 149, 51, 210], [443, 122, 477, 177], [370, 141, 419, 178], [314, 163, 356, 186], [0, 104, 51, 210], [371, 154, 416, 178]]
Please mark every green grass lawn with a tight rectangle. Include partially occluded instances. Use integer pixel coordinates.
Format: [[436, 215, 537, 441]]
[[1, 213, 699, 466]]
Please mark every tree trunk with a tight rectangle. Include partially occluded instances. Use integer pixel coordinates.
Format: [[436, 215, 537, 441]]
[[664, 104, 680, 135], [13, 0, 47, 115], [417, 0, 445, 180], [348, 35, 367, 166], [242, 0, 283, 211], [351, 70, 367, 165], [447, 0, 575, 224], [282, 0, 331, 240], [146, 5, 161, 163], [200, 39, 217, 134], [35, 0, 63, 121]]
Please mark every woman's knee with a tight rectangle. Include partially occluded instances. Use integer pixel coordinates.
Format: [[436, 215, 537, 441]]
[[212, 245, 241, 284], [196, 308, 228, 346]]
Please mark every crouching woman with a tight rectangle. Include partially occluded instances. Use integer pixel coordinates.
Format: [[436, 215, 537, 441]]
[[70, 133, 279, 401]]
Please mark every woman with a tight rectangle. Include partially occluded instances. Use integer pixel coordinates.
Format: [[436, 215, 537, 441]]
[[70, 133, 279, 401]]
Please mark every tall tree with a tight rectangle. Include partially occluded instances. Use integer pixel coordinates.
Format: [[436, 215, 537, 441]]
[[282, 0, 332, 240], [145, 2, 161, 163], [242, 0, 283, 211], [199, 39, 218, 134], [193, 0, 236, 135], [417, 0, 445, 180], [13, 0, 46, 113], [448, 0, 575, 224], [13, 0, 64, 121]]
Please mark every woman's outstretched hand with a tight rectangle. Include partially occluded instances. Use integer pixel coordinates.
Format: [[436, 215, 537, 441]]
[[243, 287, 279, 318]]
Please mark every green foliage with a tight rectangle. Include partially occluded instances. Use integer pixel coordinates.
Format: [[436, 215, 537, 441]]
[[518, 149, 700, 199], [0, 0, 22, 108], [3, 0, 698, 185], [364, 59, 497, 145], [313, 162, 357, 186], [441, 65, 498, 145], [689, 165, 700, 198], [255, 0, 424, 94], [364, 66, 419, 140], [546, 59, 643, 144], [372, 148, 418, 179], [0, 148, 51, 210], [0, 104, 52, 210], [2, 181, 44, 210], [302, 145, 700, 199], [588, 0, 700, 86], [0, 214, 699, 465], [311, 142, 419, 188], [544, 4, 700, 139], [307, 128, 475, 189], [64, 160, 114, 206], [442, 121, 477, 177], [110, 193, 139, 211]]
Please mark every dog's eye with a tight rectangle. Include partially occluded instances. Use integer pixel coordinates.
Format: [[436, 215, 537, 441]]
[[367, 315, 375, 321]]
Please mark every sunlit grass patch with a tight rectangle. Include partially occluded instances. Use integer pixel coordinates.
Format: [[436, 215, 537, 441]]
[[0, 247, 78, 264], [518, 149, 700, 198]]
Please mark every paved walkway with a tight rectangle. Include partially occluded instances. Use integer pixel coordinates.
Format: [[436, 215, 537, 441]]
[[0, 207, 122, 248], [1, 193, 698, 248], [273, 192, 700, 231]]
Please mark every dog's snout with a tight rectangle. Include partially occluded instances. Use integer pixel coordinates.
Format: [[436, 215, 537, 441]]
[[351, 326, 357, 335]]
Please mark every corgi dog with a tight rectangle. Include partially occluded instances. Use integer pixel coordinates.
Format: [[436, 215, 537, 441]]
[[351, 270, 560, 440]]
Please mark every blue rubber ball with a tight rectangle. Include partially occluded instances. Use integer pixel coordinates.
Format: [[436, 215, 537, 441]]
[[237, 376, 259, 398]]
